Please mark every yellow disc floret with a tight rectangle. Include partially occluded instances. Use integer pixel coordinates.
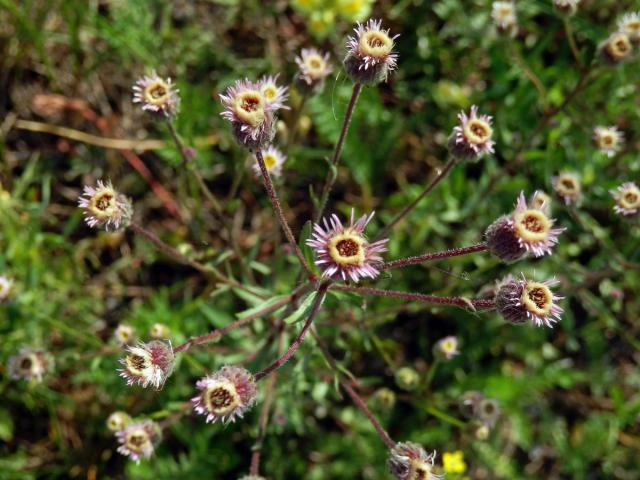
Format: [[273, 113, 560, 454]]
[[327, 232, 366, 267], [521, 282, 553, 317], [513, 209, 551, 243], [234, 91, 265, 127]]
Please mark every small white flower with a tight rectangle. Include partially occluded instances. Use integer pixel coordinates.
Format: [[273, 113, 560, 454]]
[[593, 126, 624, 157], [132, 71, 180, 117], [252, 145, 286, 178]]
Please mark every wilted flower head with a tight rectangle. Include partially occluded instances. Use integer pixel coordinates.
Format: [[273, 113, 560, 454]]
[[192, 365, 257, 424], [611, 182, 640, 217], [132, 71, 180, 117], [485, 192, 564, 262], [553, 0, 581, 15], [395, 366, 420, 391], [78, 180, 133, 231], [344, 18, 399, 85], [552, 172, 582, 205], [0, 274, 14, 302], [491, 2, 518, 37], [107, 411, 132, 432], [434, 336, 459, 360], [593, 125, 624, 157], [448, 105, 495, 161], [258, 74, 289, 110], [600, 32, 633, 64], [116, 419, 161, 463], [8, 347, 54, 382], [252, 145, 286, 178], [618, 12, 640, 43], [150, 323, 171, 340], [220, 79, 277, 149], [495, 274, 564, 327], [388, 442, 443, 480], [307, 210, 388, 282], [119, 341, 175, 389], [114, 323, 136, 346], [529, 190, 552, 215], [295, 48, 333, 91]]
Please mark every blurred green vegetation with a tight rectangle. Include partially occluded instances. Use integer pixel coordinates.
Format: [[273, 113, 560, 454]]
[[1, 0, 639, 479]]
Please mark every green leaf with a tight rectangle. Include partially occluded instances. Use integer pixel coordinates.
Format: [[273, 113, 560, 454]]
[[234, 294, 289, 319], [283, 292, 318, 325]]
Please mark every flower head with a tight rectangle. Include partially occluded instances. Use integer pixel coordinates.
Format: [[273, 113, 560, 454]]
[[252, 145, 286, 178], [192, 365, 257, 424], [495, 274, 564, 327], [491, 2, 518, 37], [553, 0, 581, 15], [107, 411, 132, 432], [395, 366, 420, 391], [593, 125, 624, 157], [552, 172, 582, 205], [611, 182, 640, 217], [434, 336, 459, 360], [448, 105, 495, 161], [485, 192, 564, 262], [618, 12, 640, 43], [8, 347, 54, 382], [344, 18, 399, 85], [372, 387, 397, 410], [442, 450, 467, 475], [150, 323, 171, 340], [529, 190, 552, 215], [600, 32, 633, 64], [306, 210, 388, 282], [295, 48, 333, 92], [258, 74, 289, 111], [132, 71, 180, 117], [116, 419, 161, 463], [220, 79, 277, 149], [77, 180, 133, 231], [114, 323, 136, 346], [118, 341, 175, 389], [0, 274, 14, 302], [477, 398, 501, 428], [388, 442, 443, 480]]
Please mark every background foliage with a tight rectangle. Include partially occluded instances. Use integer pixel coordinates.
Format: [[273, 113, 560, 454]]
[[1, 0, 639, 478]]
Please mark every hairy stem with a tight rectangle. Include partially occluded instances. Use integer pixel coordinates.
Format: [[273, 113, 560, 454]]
[[254, 283, 329, 381], [376, 157, 457, 240], [564, 18, 582, 66], [314, 82, 363, 223], [382, 243, 488, 270], [255, 149, 316, 279]]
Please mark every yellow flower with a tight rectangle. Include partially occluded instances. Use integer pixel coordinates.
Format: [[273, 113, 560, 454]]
[[442, 450, 467, 474]]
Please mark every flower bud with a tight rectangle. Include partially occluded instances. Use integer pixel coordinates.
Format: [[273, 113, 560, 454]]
[[395, 366, 420, 391]]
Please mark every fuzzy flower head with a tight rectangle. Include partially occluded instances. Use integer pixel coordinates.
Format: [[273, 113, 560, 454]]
[[553, 0, 581, 15], [434, 336, 459, 360], [485, 192, 564, 262], [491, 2, 518, 37], [552, 172, 582, 206], [220, 79, 276, 149], [611, 182, 640, 217], [344, 18, 399, 85], [495, 274, 564, 327], [0, 275, 14, 302], [448, 105, 495, 161], [107, 411, 132, 432], [529, 190, 552, 215], [252, 145, 286, 178], [600, 32, 633, 64], [150, 323, 171, 340], [306, 210, 388, 282], [118, 341, 175, 389], [618, 12, 640, 44], [116, 419, 161, 463], [78, 180, 133, 231], [8, 347, 54, 382], [388, 442, 443, 480], [296, 48, 333, 91], [593, 126, 624, 157], [192, 366, 257, 424], [258, 74, 289, 111], [132, 71, 180, 117], [114, 323, 136, 346]]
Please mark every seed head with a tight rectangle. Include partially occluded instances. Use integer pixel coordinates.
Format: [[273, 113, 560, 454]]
[[529, 190, 552, 215], [0, 274, 14, 302], [77, 180, 133, 231], [307, 210, 388, 282], [618, 12, 640, 44], [553, 0, 581, 16], [388, 442, 443, 480], [132, 71, 180, 117], [118, 341, 175, 389], [114, 323, 136, 346], [258, 74, 289, 111], [295, 48, 333, 92], [192, 365, 257, 424], [252, 145, 286, 178], [150, 323, 171, 340], [491, 2, 518, 37], [495, 274, 564, 327], [600, 32, 634, 64], [395, 366, 420, 391], [611, 181, 640, 217], [344, 18, 399, 85], [552, 172, 582, 206], [107, 411, 132, 432], [8, 347, 55, 382], [220, 79, 277, 149], [116, 419, 161, 463], [434, 336, 459, 360], [448, 105, 495, 161], [593, 126, 624, 157]]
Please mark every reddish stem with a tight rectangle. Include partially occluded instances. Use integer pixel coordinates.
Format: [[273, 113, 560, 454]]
[[341, 381, 396, 449], [382, 243, 488, 270]]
